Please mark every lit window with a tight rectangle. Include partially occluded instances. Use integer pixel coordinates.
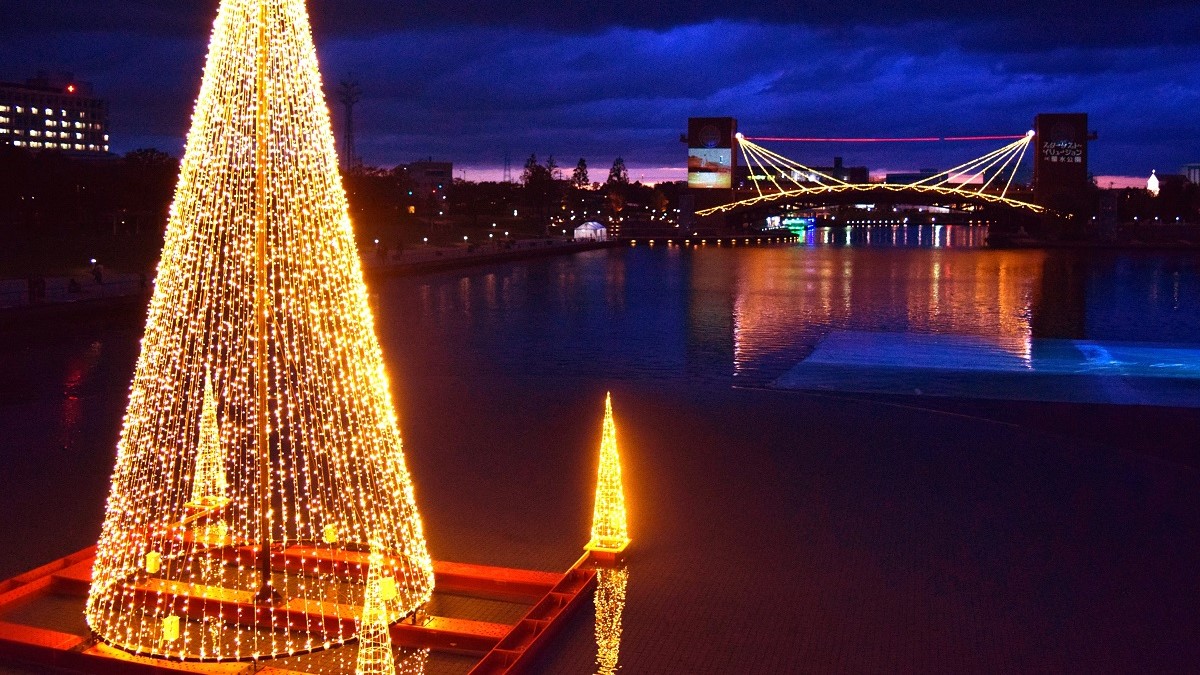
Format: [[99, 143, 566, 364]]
[[76, 133, 83, 139], [30, 130, 40, 137], [103, 134, 109, 141], [13, 140, 24, 146], [75, 144, 84, 150], [60, 109, 66, 116], [0, 105, 8, 112], [103, 144, 109, 151], [74, 121, 83, 129], [0, 116, 8, 124], [31, 141, 42, 148], [0, 129, 8, 134], [45, 120, 55, 126], [15, 106, 24, 113]]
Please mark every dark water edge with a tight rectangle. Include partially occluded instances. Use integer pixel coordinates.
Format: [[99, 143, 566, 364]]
[[2, 239, 1200, 672]]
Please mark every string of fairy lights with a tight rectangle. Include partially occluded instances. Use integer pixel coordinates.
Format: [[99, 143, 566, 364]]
[[593, 566, 628, 675], [587, 393, 630, 553], [85, 0, 433, 663], [700, 132, 1042, 216]]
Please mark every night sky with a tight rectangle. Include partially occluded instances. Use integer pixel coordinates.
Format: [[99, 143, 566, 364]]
[[3, 0, 1198, 182]]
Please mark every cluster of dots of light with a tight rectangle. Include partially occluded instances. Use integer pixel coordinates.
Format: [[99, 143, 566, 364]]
[[593, 566, 628, 675], [85, 0, 433, 663], [587, 393, 630, 552]]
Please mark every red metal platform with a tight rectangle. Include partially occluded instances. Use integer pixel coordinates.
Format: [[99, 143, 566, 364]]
[[0, 547, 600, 674]]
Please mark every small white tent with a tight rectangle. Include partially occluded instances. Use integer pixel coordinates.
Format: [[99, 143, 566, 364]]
[[574, 221, 608, 241]]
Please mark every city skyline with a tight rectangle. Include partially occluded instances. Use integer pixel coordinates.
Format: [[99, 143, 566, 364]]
[[1, 0, 1197, 182]]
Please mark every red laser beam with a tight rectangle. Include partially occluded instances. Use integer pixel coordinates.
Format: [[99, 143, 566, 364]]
[[743, 135, 1027, 143]]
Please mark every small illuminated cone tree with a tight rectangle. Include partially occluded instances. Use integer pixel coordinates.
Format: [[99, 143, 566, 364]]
[[187, 374, 227, 509], [355, 550, 399, 675], [585, 393, 630, 556], [85, 0, 434, 660]]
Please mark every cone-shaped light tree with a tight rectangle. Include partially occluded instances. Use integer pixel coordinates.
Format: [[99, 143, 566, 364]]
[[355, 549, 400, 675], [586, 393, 630, 553], [187, 374, 227, 509], [85, 0, 433, 660]]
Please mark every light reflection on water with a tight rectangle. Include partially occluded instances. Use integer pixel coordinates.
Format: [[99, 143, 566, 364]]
[[379, 231, 1200, 389], [593, 566, 628, 674], [726, 246, 1043, 378], [797, 224, 990, 249]]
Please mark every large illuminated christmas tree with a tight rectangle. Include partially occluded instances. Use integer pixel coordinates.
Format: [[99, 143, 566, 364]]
[[85, 0, 434, 661]]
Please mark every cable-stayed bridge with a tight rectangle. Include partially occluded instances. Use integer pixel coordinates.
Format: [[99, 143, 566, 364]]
[[697, 132, 1042, 218]]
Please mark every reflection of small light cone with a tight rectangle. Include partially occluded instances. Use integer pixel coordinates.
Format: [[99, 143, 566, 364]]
[[594, 566, 628, 675], [396, 647, 430, 675], [356, 550, 398, 675], [189, 373, 227, 508], [586, 393, 630, 554]]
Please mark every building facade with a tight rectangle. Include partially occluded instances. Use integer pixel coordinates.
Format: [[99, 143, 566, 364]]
[[0, 73, 110, 155], [1183, 164, 1200, 185]]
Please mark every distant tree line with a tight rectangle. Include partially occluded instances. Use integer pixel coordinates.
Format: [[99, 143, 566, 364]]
[[0, 146, 178, 235]]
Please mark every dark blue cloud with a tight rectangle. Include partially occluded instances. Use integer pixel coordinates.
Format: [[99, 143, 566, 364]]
[[1, 4, 1197, 179]]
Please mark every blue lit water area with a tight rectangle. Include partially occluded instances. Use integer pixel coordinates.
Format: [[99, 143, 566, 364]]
[[773, 330, 1200, 406]]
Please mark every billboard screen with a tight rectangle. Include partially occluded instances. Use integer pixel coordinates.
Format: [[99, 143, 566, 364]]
[[1033, 113, 1089, 213], [688, 117, 737, 189], [688, 148, 733, 188]]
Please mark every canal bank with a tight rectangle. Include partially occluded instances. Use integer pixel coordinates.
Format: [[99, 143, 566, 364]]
[[0, 240, 616, 341]]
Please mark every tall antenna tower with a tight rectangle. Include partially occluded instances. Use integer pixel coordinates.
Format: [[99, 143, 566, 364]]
[[503, 151, 512, 183], [338, 76, 362, 172]]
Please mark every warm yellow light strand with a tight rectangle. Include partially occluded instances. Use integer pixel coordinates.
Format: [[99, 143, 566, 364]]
[[85, 0, 434, 661], [593, 566, 628, 675], [188, 374, 228, 508], [587, 393, 630, 552], [355, 550, 398, 675]]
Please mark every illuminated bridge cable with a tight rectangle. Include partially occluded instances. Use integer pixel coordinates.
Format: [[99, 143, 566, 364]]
[[739, 141, 764, 197], [694, 131, 1043, 217], [741, 138, 848, 186], [742, 142, 780, 196], [917, 139, 1023, 186], [916, 137, 1027, 188], [749, 141, 804, 192], [977, 135, 1028, 195], [941, 142, 1017, 190], [750, 140, 850, 186], [1001, 137, 1031, 199]]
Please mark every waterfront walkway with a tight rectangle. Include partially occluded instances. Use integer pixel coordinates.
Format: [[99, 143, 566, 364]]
[[0, 239, 610, 313]]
